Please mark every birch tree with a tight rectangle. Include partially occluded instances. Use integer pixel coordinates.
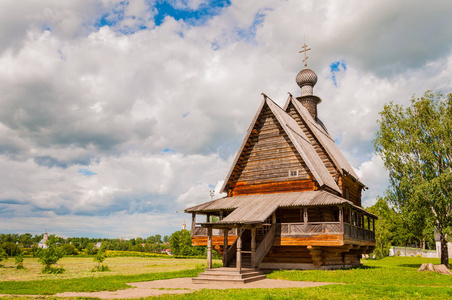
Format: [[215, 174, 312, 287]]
[[374, 91, 452, 267]]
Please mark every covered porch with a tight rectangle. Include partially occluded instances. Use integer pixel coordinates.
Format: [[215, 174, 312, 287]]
[[185, 191, 377, 270]]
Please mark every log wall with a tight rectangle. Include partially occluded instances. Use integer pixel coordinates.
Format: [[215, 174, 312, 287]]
[[286, 103, 339, 182], [228, 104, 319, 195], [340, 175, 362, 206]]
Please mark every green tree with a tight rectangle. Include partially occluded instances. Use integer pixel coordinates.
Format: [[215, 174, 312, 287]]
[[374, 91, 452, 267], [19, 233, 33, 248], [0, 248, 7, 266], [367, 198, 395, 258], [37, 246, 64, 274], [15, 253, 24, 269], [92, 248, 109, 272]]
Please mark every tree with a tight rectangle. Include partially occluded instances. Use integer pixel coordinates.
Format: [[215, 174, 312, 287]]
[[15, 253, 24, 269], [19, 233, 33, 248], [367, 198, 394, 258], [0, 248, 7, 266], [374, 91, 452, 267], [37, 246, 64, 273], [92, 248, 109, 272]]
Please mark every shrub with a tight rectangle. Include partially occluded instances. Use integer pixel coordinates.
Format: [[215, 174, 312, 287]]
[[38, 246, 64, 274], [92, 248, 109, 272], [0, 248, 7, 266], [15, 253, 24, 269]]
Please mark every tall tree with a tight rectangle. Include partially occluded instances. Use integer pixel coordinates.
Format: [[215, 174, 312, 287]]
[[374, 91, 452, 267]]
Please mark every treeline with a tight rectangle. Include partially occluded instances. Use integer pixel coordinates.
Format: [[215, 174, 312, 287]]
[[0, 230, 212, 259], [367, 198, 435, 259], [0, 233, 171, 257]]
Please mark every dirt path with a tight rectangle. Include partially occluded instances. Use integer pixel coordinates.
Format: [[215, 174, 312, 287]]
[[56, 277, 337, 299]]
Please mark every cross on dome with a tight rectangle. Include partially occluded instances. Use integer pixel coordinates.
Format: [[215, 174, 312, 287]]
[[299, 43, 311, 67]]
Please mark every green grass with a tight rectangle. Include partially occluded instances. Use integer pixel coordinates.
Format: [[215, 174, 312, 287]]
[[0, 256, 215, 281], [153, 285, 452, 300], [0, 268, 203, 295], [267, 257, 452, 286], [1, 256, 452, 299]]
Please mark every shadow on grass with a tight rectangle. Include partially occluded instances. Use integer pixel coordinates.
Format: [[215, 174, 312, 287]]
[[398, 264, 422, 268], [349, 265, 381, 270]]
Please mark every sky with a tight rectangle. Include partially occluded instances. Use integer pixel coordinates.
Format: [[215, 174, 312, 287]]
[[1, 0, 452, 239]]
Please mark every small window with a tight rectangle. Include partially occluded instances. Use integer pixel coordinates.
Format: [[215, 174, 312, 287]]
[[289, 170, 299, 177], [345, 188, 350, 200]]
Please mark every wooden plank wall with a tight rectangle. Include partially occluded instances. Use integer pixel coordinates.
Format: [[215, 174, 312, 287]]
[[229, 104, 319, 195], [286, 104, 339, 182], [341, 176, 362, 206]]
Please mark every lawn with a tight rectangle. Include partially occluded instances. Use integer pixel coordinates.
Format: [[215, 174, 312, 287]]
[[0, 256, 451, 299], [0, 256, 212, 281]]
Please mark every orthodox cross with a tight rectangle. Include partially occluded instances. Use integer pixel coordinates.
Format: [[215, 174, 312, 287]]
[[299, 43, 311, 67]]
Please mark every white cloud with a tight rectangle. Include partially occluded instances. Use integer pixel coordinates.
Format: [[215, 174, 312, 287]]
[[0, 0, 451, 237]]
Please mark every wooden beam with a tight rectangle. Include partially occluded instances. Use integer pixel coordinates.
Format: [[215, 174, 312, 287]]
[[191, 213, 196, 235], [251, 228, 256, 268], [223, 229, 228, 267], [207, 227, 212, 269], [237, 227, 242, 271]]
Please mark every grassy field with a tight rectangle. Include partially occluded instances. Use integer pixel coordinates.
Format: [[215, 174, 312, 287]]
[[0, 256, 213, 281], [0, 256, 452, 299]]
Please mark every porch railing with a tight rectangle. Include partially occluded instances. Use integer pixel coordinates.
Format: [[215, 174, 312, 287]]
[[192, 227, 237, 237], [281, 222, 375, 242], [343, 224, 375, 241]]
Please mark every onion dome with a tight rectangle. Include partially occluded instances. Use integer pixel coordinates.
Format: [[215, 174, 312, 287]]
[[296, 68, 317, 96], [296, 68, 318, 88]]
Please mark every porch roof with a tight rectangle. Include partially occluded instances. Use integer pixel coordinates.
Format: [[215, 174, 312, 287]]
[[185, 191, 377, 225]]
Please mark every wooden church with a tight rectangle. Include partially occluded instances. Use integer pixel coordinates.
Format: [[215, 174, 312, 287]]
[[185, 45, 376, 282]]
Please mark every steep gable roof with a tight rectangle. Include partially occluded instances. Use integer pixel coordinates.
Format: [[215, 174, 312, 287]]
[[220, 95, 341, 194], [284, 95, 361, 182]]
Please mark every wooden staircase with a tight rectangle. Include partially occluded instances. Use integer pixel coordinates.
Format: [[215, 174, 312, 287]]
[[192, 267, 266, 284]]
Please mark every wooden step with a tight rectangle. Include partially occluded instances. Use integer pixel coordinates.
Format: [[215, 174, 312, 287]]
[[193, 267, 266, 284]]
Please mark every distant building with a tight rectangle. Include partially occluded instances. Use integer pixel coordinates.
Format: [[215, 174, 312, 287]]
[[435, 232, 452, 258], [161, 249, 172, 255], [94, 242, 102, 249], [38, 232, 49, 249], [181, 219, 187, 230]]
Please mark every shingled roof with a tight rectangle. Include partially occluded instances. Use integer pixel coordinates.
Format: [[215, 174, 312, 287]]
[[284, 95, 361, 182], [220, 95, 341, 195], [185, 191, 376, 225]]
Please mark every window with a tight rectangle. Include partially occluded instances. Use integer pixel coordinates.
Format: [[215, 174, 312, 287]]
[[345, 187, 350, 200], [289, 170, 299, 177]]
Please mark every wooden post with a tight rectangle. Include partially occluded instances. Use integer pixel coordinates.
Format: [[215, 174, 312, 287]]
[[237, 227, 242, 271], [251, 228, 256, 268], [219, 210, 223, 221], [339, 206, 344, 232], [206, 214, 210, 223], [304, 208, 308, 224], [223, 228, 228, 267], [207, 227, 212, 269], [373, 218, 375, 232], [191, 213, 196, 236], [272, 212, 276, 225]]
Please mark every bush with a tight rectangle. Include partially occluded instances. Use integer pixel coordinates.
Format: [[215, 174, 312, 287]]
[[38, 246, 64, 274], [15, 253, 24, 269], [1, 242, 21, 256], [0, 248, 7, 266], [92, 248, 109, 272], [61, 243, 78, 255]]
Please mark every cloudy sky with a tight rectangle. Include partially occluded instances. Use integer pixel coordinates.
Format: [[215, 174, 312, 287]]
[[1, 0, 451, 238]]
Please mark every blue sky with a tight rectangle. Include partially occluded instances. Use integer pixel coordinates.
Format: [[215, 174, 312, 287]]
[[0, 0, 451, 238], [95, 0, 231, 33]]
